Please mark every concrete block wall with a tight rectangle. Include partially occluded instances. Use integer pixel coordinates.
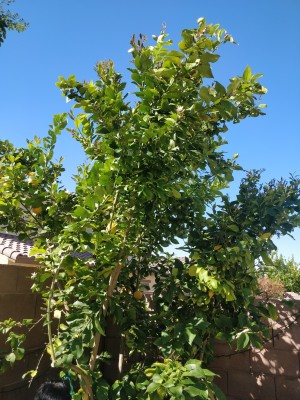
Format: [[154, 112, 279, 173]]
[[209, 294, 300, 400], [1, 261, 300, 400], [0, 264, 52, 400], [0, 264, 123, 398]]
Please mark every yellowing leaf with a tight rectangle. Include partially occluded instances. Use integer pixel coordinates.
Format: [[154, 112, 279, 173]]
[[188, 265, 198, 277], [171, 188, 181, 199], [22, 370, 37, 379], [259, 232, 272, 240], [106, 221, 116, 233], [214, 245, 223, 251]]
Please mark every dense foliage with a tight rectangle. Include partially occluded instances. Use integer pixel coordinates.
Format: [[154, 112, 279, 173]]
[[1, 18, 300, 399]]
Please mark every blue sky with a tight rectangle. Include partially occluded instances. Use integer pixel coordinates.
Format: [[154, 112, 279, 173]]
[[1, 0, 300, 260]]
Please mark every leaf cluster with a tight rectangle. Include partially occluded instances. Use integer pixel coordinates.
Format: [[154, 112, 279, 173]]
[[111, 358, 224, 400], [0, 0, 28, 45], [0, 318, 32, 374]]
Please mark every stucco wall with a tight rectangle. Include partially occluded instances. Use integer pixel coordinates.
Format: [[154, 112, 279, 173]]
[[209, 294, 300, 400]]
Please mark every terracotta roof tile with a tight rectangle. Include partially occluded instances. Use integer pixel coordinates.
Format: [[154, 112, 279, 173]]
[[0, 233, 92, 263], [0, 233, 35, 263], [0, 233, 185, 265]]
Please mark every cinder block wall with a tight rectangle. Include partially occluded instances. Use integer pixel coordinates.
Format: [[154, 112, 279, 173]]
[[0, 264, 124, 398], [1, 262, 300, 400], [209, 294, 300, 400], [0, 264, 53, 400]]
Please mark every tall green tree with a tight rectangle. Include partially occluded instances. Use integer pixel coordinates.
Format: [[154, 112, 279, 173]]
[[0, 18, 300, 399], [0, 0, 28, 45]]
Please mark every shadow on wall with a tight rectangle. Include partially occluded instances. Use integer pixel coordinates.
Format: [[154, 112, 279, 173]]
[[210, 293, 300, 400]]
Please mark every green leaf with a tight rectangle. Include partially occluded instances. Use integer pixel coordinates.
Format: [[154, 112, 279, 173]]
[[185, 327, 196, 345], [5, 352, 16, 364], [95, 317, 106, 336], [157, 385, 167, 399], [73, 344, 84, 359], [147, 382, 160, 394], [267, 303, 278, 320], [228, 224, 239, 232], [211, 383, 226, 400], [169, 385, 183, 396], [261, 252, 273, 265], [15, 347, 25, 360], [200, 87, 211, 104], [171, 188, 181, 199], [73, 206, 91, 219], [215, 315, 233, 329], [168, 50, 185, 59], [214, 81, 226, 96], [202, 368, 216, 377], [249, 333, 263, 350], [243, 65, 252, 82], [183, 385, 208, 398], [199, 63, 213, 78], [178, 40, 189, 51], [29, 247, 47, 256], [84, 194, 99, 211], [185, 359, 202, 367], [155, 67, 177, 78], [73, 301, 88, 309], [236, 332, 250, 350]]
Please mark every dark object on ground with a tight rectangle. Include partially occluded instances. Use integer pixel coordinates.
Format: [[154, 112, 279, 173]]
[[34, 380, 71, 400]]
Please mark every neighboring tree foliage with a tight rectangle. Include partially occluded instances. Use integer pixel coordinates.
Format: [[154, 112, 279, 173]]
[[257, 277, 285, 300], [1, 18, 300, 399], [0, 0, 28, 45], [258, 252, 300, 293]]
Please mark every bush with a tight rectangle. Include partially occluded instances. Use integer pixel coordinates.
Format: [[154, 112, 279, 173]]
[[257, 277, 285, 299], [257, 253, 300, 293]]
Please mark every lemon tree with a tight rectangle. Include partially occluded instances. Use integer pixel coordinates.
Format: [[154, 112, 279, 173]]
[[1, 18, 300, 399]]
